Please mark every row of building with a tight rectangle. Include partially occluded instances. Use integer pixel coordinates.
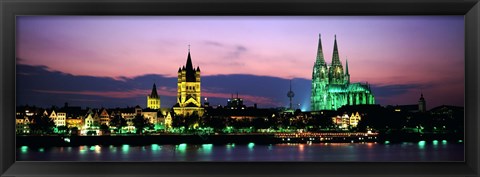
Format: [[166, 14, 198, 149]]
[[16, 103, 173, 135]]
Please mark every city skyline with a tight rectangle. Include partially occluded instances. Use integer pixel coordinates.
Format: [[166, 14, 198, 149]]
[[16, 16, 464, 110]]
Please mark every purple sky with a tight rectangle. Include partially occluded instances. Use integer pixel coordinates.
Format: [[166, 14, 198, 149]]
[[16, 16, 464, 110]]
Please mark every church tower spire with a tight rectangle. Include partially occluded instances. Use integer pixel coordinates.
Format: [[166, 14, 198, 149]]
[[345, 58, 349, 75], [185, 46, 196, 82], [328, 35, 344, 85], [150, 83, 159, 98], [345, 58, 350, 84], [331, 35, 342, 66], [316, 34, 326, 66], [147, 83, 160, 109], [186, 49, 193, 71], [311, 33, 329, 111]]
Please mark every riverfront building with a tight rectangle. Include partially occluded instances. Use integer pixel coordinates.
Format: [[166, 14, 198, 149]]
[[311, 34, 375, 111], [173, 48, 204, 117]]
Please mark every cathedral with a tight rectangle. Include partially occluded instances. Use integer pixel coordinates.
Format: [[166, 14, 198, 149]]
[[173, 48, 204, 116], [311, 34, 375, 111]]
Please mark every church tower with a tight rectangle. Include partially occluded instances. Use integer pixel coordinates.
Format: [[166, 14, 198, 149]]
[[328, 35, 345, 85], [147, 83, 160, 109], [311, 34, 329, 111], [173, 47, 204, 117]]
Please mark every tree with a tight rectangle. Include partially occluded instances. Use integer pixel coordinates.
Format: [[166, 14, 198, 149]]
[[252, 117, 269, 130], [70, 127, 79, 136], [57, 125, 68, 134], [231, 118, 251, 132], [171, 114, 185, 129], [203, 116, 227, 132], [29, 114, 55, 135], [184, 112, 201, 130], [109, 114, 127, 133], [99, 124, 110, 135], [132, 114, 150, 134]]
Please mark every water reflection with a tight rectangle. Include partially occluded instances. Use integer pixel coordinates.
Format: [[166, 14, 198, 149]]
[[121, 144, 129, 154], [20, 146, 28, 154], [298, 144, 305, 152], [151, 144, 160, 151], [94, 145, 101, 154], [202, 144, 213, 155], [79, 146, 87, 155], [418, 141, 426, 149], [247, 142, 255, 152], [16, 142, 464, 162]]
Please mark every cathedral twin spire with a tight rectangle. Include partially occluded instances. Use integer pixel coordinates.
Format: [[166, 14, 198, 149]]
[[313, 33, 347, 85], [315, 34, 345, 68]]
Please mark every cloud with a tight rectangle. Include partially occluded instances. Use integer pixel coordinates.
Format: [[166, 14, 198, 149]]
[[228, 45, 247, 59], [17, 63, 463, 110], [33, 89, 151, 99], [69, 98, 101, 102], [371, 83, 425, 97], [203, 40, 224, 47], [201, 40, 248, 59], [17, 64, 310, 109]]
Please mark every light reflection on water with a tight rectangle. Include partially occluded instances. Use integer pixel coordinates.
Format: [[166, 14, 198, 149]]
[[17, 141, 464, 162]]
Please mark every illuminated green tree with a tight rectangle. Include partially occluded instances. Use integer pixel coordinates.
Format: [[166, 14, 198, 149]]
[[57, 125, 68, 134]]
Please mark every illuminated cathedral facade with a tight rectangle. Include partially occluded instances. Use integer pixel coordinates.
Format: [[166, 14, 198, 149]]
[[311, 34, 375, 111], [173, 48, 204, 116]]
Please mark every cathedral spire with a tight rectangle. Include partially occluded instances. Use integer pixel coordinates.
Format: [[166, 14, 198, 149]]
[[331, 34, 341, 66], [316, 33, 326, 66]]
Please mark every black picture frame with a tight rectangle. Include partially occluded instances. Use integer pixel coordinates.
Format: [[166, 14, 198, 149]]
[[1, 0, 479, 176]]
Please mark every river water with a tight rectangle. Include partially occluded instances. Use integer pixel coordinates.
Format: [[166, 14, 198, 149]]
[[17, 141, 464, 161]]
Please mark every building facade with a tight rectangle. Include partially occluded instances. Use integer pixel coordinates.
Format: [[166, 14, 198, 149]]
[[173, 49, 204, 116], [311, 34, 375, 111]]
